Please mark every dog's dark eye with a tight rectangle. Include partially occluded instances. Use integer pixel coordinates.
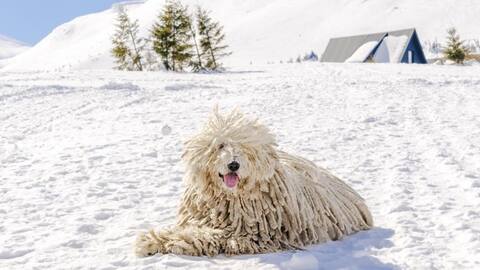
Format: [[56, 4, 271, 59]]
[[218, 143, 225, 150]]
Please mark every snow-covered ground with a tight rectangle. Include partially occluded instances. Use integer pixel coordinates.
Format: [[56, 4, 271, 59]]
[[3, 0, 480, 71], [1, 63, 479, 269]]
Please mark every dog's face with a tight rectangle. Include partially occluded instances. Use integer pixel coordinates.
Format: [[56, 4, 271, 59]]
[[183, 109, 278, 195], [214, 142, 246, 189]]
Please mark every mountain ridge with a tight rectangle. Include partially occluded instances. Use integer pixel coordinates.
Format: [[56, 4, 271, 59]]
[[0, 34, 30, 61]]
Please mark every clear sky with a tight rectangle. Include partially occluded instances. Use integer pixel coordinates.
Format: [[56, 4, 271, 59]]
[[0, 0, 126, 45]]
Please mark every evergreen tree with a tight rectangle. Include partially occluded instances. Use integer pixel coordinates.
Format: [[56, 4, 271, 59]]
[[111, 7, 144, 71], [196, 7, 231, 71], [151, 0, 193, 71], [188, 15, 204, 72], [443, 27, 469, 64], [431, 39, 442, 54], [302, 51, 318, 61], [143, 44, 163, 71]]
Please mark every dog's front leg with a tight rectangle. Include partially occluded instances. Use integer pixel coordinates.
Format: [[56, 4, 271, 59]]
[[136, 226, 225, 257]]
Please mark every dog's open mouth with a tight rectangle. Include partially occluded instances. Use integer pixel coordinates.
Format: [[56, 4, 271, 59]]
[[219, 172, 239, 188]]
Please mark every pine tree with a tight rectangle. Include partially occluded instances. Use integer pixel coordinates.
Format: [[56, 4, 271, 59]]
[[151, 0, 193, 71], [302, 51, 318, 61], [188, 15, 204, 72], [196, 7, 231, 71], [111, 7, 144, 71], [143, 45, 163, 71], [431, 39, 442, 54], [443, 27, 469, 64]]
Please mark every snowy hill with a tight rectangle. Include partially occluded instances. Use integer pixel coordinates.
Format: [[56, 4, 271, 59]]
[[1, 63, 480, 269], [2, 0, 480, 71], [0, 34, 29, 62]]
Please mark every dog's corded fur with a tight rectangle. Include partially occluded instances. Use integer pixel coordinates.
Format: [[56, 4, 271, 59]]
[[136, 109, 373, 257]]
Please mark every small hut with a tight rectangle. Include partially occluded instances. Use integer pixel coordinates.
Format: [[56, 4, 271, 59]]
[[320, 28, 427, 64]]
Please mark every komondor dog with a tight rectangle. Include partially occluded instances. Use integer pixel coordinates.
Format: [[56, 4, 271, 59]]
[[136, 109, 373, 257]]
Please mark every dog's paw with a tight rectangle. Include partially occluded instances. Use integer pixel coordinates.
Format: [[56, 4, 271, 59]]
[[224, 238, 240, 256], [164, 240, 201, 256], [135, 231, 164, 257], [224, 237, 260, 255]]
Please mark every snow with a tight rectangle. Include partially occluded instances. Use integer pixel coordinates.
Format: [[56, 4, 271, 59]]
[[1, 63, 480, 269], [345, 35, 410, 64], [345, 41, 379, 63], [4, 0, 480, 71], [100, 81, 142, 91], [0, 34, 30, 66], [372, 35, 409, 63]]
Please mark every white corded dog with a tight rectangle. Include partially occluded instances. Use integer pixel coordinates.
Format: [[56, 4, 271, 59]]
[[136, 109, 373, 256]]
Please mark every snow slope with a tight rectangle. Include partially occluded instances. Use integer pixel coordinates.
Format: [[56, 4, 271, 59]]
[[1, 63, 480, 269], [0, 34, 29, 63], [3, 0, 480, 70]]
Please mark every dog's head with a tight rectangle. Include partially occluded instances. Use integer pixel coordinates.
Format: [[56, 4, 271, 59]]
[[183, 108, 279, 194]]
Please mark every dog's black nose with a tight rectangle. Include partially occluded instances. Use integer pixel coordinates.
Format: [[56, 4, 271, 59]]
[[228, 161, 240, 172]]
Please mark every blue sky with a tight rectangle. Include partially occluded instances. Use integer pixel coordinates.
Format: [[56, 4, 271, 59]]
[[0, 0, 125, 45]]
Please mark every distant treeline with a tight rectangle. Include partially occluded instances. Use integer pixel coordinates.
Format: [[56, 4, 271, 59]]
[[111, 0, 230, 72]]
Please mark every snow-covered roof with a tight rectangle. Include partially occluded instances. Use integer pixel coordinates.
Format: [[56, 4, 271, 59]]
[[321, 28, 416, 63], [345, 41, 380, 63], [372, 35, 409, 63]]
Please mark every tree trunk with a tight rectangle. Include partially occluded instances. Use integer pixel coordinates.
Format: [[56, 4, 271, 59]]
[[128, 29, 143, 71], [206, 32, 217, 70], [190, 24, 203, 71]]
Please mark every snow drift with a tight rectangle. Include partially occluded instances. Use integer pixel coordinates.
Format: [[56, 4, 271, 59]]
[[3, 0, 480, 70]]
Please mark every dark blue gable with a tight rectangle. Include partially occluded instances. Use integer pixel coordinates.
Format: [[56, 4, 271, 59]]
[[400, 30, 427, 64]]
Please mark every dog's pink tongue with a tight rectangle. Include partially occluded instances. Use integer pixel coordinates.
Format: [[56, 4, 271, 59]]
[[224, 173, 239, 188]]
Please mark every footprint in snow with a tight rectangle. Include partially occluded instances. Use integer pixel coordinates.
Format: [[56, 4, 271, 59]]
[[77, 224, 100, 234], [94, 212, 113, 221]]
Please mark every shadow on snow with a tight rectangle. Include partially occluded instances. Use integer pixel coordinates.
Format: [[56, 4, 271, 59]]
[[154, 227, 398, 270]]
